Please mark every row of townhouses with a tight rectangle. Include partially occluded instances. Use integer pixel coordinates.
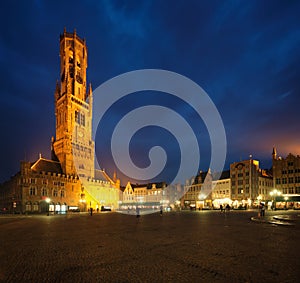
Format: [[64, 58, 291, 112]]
[[182, 149, 300, 210]]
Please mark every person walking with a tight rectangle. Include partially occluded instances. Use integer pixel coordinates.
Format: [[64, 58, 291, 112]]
[[258, 203, 262, 217], [160, 205, 163, 216], [261, 203, 265, 217], [225, 204, 230, 212], [136, 206, 140, 218], [220, 204, 223, 213]]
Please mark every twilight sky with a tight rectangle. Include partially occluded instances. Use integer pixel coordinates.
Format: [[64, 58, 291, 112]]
[[0, 0, 299, 184]]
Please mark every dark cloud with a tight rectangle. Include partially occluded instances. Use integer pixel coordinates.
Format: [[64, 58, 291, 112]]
[[0, 0, 299, 183]]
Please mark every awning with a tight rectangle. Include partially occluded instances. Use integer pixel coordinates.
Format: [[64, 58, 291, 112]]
[[275, 195, 300, 202]]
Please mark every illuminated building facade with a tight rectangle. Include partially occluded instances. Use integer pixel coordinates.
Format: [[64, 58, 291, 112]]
[[164, 183, 184, 209], [0, 30, 120, 214], [272, 147, 300, 209], [121, 182, 167, 210], [211, 171, 231, 209], [53, 29, 95, 178], [230, 159, 259, 207], [230, 158, 273, 208], [258, 170, 273, 201], [182, 170, 213, 209], [181, 159, 273, 209]]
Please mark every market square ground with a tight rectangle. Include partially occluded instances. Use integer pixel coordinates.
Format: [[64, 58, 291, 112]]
[[0, 210, 299, 282]]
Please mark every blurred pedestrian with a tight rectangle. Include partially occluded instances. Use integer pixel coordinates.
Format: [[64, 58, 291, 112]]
[[220, 204, 223, 213], [261, 203, 265, 217], [258, 203, 262, 217], [136, 206, 140, 218], [160, 205, 163, 216]]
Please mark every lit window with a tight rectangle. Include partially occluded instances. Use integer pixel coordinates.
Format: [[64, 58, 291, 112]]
[[29, 187, 37, 195], [26, 203, 32, 211]]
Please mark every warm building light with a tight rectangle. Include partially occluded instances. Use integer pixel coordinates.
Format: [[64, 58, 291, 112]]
[[198, 193, 206, 200], [270, 189, 281, 197]]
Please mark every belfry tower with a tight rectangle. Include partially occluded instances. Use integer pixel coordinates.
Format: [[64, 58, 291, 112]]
[[53, 29, 94, 178]]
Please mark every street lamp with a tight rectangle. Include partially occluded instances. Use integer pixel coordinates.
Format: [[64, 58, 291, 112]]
[[269, 189, 281, 210]]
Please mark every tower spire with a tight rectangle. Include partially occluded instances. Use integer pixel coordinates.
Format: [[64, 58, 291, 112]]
[[272, 147, 277, 160]]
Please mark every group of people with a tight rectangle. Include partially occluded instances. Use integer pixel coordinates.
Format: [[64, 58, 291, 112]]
[[220, 204, 231, 212]]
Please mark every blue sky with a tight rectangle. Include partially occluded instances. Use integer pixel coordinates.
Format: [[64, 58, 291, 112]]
[[0, 0, 299, 184]]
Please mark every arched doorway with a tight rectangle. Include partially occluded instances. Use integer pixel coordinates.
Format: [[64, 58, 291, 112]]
[[25, 201, 32, 213]]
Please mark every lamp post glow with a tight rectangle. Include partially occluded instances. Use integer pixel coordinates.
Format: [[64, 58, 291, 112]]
[[269, 189, 281, 210]]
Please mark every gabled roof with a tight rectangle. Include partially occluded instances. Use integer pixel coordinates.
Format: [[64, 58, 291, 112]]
[[193, 170, 230, 184], [218, 170, 230, 180], [259, 169, 273, 178], [31, 157, 63, 174], [94, 169, 114, 183], [131, 182, 167, 190]]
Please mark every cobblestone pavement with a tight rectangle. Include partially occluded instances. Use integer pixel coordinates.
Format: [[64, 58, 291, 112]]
[[1, 210, 299, 283]]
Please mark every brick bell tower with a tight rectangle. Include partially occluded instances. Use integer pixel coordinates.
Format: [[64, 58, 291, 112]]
[[53, 29, 94, 178]]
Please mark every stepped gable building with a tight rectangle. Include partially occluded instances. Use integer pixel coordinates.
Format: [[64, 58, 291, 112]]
[[272, 147, 300, 208], [121, 182, 167, 210], [0, 29, 120, 214], [182, 170, 211, 209]]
